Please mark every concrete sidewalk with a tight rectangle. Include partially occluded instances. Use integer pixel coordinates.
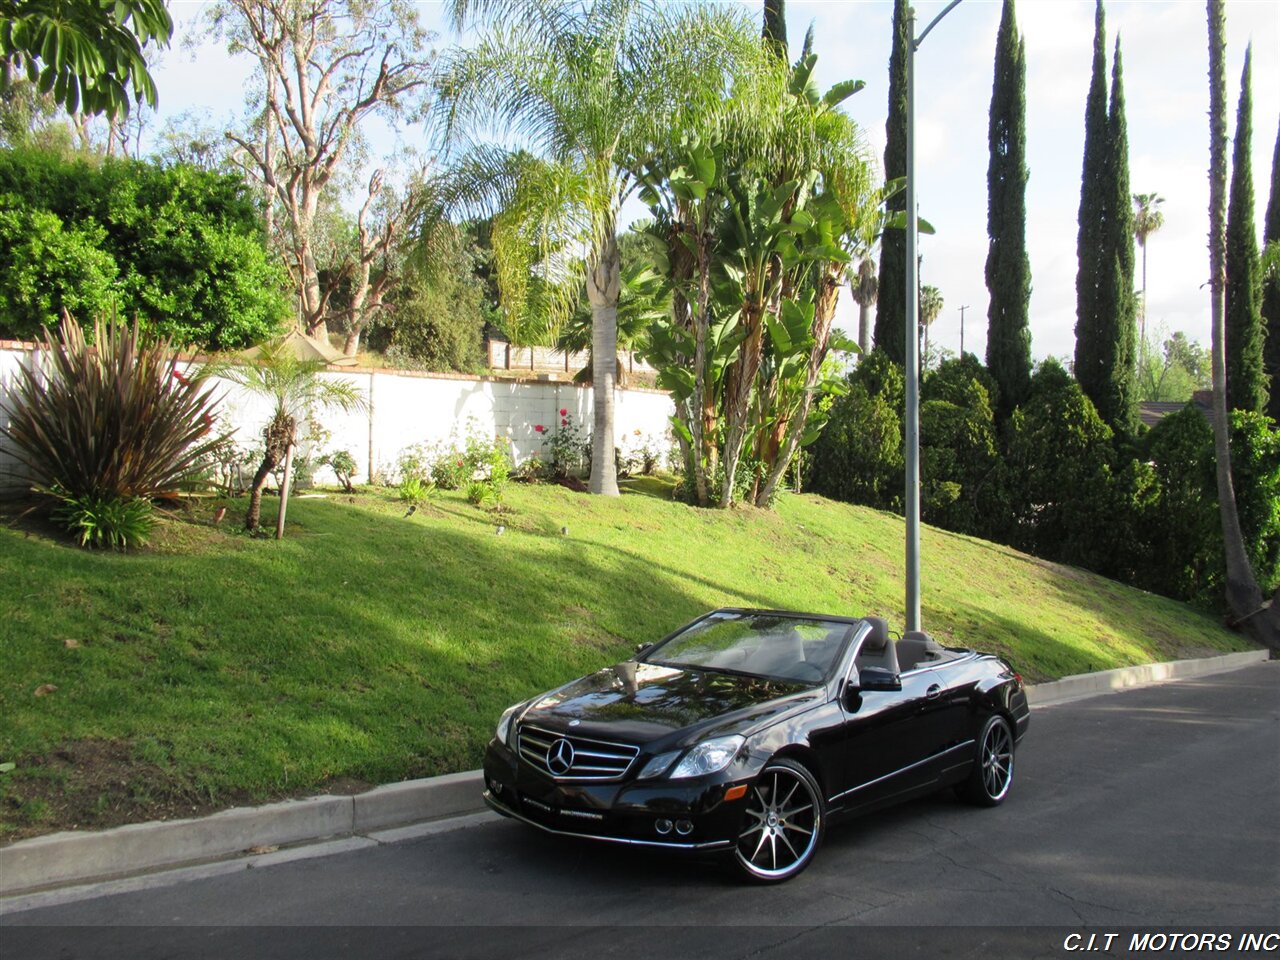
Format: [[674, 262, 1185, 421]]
[[1, 647, 1269, 901]]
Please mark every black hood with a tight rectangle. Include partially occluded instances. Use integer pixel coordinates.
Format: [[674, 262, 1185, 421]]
[[517, 661, 824, 748]]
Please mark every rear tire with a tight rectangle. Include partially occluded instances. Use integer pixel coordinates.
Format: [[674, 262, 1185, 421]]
[[731, 758, 825, 884], [957, 715, 1015, 807]]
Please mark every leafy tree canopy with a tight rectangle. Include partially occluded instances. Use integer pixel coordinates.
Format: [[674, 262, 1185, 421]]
[[0, 0, 171, 117], [0, 146, 288, 348]]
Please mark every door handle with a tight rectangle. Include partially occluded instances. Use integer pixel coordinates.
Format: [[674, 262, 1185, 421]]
[[925, 684, 942, 701]]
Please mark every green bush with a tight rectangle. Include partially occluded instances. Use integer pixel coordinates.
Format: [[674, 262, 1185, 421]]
[[1224, 410, 1280, 594], [1003, 359, 1119, 573], [0, 314, 226, 509], [805, 351, 904, 510], [0, 147, 288, 349], [398, 475, 435, 505], [51, 494, 154, 550], [919, 365, 1003, 537], [319, 449, 359, 492], [466, 480, 496, 508]]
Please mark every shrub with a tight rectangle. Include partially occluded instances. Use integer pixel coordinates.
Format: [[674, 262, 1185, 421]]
[[805, 351, 904, 511], [319, 449, 358, 492], [466, 480, 496, 508], [51, 494, 155, 550], [0, 313, 226, 507], [538, 413, 586, 478], [398, 475, 435, 505]]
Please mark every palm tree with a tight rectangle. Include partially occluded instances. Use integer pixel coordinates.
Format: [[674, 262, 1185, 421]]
[[1205, 0, 1278, 652], [919, 284, 944, 370], [211, 340, 366, 532], [437, 0, 749, 496], [1132, 191, 1165, 344], [850, 257, 878, 356]]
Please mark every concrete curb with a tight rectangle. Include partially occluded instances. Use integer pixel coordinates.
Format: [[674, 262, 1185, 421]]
[[0, 769, 486, 899], [1025, 648, 1271, 708], [1, 648, 1269, 900]]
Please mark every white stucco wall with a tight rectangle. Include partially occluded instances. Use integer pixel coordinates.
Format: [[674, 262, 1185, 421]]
[[0, 342, 676, 492]]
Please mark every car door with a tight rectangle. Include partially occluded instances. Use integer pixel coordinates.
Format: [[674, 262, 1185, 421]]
[[828, 663, 935, 812]]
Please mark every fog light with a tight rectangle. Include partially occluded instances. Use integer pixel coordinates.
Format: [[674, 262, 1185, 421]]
[[655, 818, 673, 835], [675, 819, 693, 836]]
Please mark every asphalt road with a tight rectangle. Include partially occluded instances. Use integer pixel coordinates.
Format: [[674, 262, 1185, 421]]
[[3, 663, 1278, 960]]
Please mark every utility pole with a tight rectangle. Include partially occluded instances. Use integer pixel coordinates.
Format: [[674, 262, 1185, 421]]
[[959, 304, 969, 355], [906, 0, 965, 634]]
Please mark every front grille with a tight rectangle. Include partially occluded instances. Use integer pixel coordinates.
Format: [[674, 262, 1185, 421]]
[[516, 724, 639, 781]]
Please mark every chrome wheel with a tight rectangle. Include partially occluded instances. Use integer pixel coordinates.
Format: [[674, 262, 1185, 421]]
[[980, 720, 1014, 801], [958, 715, 1015, 807], [734, 760, 822, 882]]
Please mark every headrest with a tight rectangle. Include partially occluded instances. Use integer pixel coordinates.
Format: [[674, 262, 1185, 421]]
[[862, 617, 890, 652]]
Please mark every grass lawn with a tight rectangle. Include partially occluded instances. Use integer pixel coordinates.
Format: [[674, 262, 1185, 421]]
[[0, 478, 1253, 840]]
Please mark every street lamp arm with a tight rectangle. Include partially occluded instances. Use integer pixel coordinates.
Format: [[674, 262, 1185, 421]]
[[914, 0, 965, 49]]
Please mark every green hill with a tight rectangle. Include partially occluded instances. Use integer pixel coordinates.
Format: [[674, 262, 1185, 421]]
[[0, 479, 1252, 839]]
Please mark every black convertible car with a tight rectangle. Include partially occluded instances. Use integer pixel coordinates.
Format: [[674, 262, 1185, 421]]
[[483, 609, 1029, 882]]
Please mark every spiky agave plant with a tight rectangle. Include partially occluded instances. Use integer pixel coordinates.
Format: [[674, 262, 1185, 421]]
[[1, 312, 226, 544]]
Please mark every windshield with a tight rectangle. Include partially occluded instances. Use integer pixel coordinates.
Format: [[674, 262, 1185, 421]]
[[644, 612, 856, 684]]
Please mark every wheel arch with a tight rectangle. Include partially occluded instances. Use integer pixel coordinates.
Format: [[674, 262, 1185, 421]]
[[767, 744, 828, 796]]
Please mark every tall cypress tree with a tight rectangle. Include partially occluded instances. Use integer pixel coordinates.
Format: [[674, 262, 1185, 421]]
[[1225, 46, 1266, 413], [1073, 2, 1110, 416], [762, 0, 788, 58], [1258, 107, 1279, 421], [984, 0, 1031, 417], [874, 0, 910, 365], [1100, 37, 1138, 434], [1074, 9, 1137, 436]]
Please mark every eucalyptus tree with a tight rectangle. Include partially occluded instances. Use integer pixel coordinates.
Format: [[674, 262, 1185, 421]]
[[207, 0, 434, 354], [437, 0, 752, 496]]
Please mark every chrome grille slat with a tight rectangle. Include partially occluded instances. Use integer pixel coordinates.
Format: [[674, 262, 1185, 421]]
[[516, 723, 639, 781]]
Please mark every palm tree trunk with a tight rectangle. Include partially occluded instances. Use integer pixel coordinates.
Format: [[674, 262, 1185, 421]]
[[1206, 0, 1276, 652], [858, 301, 871, 355], [587, 230, 621, 496], [245, 452, 278, 532], [1141, 240, 1148, 345]]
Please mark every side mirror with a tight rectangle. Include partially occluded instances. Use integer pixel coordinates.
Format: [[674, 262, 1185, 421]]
[[853, 667, 902, 693]]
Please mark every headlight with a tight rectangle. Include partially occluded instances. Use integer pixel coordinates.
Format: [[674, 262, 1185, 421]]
[[636, 750, 682, 780], [669, 735, 745, 779], [495, 704, 521, 745]]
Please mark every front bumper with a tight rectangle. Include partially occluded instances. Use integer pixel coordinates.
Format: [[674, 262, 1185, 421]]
[[483, 739, 745, 851], [483, 790, 733, 851]]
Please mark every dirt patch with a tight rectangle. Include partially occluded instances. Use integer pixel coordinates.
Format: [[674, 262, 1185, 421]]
[[0, 740, 374, 844], [0, 739, 207, 843]]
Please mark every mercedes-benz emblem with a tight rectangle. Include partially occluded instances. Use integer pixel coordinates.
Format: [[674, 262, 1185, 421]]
[[546, 738, 575, 776]]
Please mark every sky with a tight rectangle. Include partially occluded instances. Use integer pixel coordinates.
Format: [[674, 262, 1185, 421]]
[[150, 0, 1279, 363]]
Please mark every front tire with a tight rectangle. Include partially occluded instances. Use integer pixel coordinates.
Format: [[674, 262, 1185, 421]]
[[958, 714, 1015, 806], [732, 758, 825, 883]]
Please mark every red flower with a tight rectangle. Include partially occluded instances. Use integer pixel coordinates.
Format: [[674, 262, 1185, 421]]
[[559, 408, 567, 417], [534, 424, 545, 433], [172, 370, 189, 387], [561, 418, 568, 426]]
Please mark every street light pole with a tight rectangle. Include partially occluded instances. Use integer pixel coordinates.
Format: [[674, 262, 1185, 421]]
[[905, 0, 964, 634]]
